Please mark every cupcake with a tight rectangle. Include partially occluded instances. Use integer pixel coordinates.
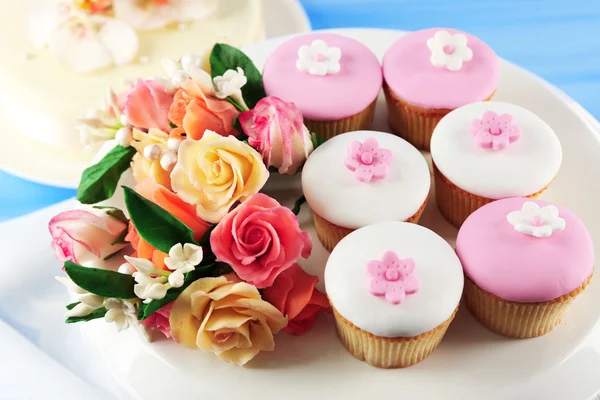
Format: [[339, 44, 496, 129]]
[[301, 130, 430, 252], [382, 28, 500, 150], [456, 198, 594, 338], [431, 101, 562, 228], [263, 33, 382, 141], [325, 221, 464, 368]]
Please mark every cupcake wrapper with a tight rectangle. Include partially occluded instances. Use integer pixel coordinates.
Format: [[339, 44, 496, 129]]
[[383, 82, 494, 151], [312, 199, 428, 252], [333, 306, 458, 368], [464, 275, 592, 338], [433, 163, 550, 229], [306, 100, 377, 142]]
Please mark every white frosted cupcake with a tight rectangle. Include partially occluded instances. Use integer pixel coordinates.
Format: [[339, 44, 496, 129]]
[[325, 221, 464, 368], [301, 130, 431, 252]]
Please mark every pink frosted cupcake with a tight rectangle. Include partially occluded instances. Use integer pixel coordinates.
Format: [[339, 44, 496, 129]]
[[263, 33, 382, 140]]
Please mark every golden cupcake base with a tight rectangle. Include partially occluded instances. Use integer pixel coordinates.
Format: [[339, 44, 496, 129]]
[[383, 81, 494, 151], [433, 163, 549, 229], [312, 199, 428, 252], [464, 275, 592, 338], [333, 306, 458, 368], [305, 100, 377, 142]]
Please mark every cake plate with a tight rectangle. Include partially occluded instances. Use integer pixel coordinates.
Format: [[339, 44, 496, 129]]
[[2, 28, 600, 399]]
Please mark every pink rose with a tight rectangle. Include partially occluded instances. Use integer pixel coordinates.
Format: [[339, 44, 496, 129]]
[[240, 96, 313, 175], [140, 302, 173, 339], [124, 79, 174, 132], [49, 208, 128, 265], [210, 193, 312, 289]]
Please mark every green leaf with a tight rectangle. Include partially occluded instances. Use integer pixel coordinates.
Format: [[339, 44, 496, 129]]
[[197, 224, 215, 246], [66, 307, 108, 324], [291, 195, 306, 216], [137, 264, 216, 320], [210, 43, 266, 109], [76, 145, 136, 204], [64, 261, 136, 299], [66, 302, 80, 310], [311, 132, 326, 149], [123, 186, 197, 254]]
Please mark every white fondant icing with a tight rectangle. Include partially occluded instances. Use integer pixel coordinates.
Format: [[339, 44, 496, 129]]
[[301, 130, 430, 229], [325, 221, 464, 337], [506, 201, 566, 238], [0, 0, 265, 152], [426, 30, 473, 71], [296, 39, 342, 76], [431, 101, 562, 199]]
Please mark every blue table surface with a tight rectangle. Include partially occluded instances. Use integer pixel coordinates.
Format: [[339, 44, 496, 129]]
[[1, 0, 599, 222]]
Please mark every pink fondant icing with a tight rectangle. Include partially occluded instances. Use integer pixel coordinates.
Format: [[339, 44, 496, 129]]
[[344, 137, 393, 183], [383, 28, 500, 109], [263, 33, 382, 121], [470, 111, 521, 150], [367, 251, 420, 305], [456, 198, 594, 302]]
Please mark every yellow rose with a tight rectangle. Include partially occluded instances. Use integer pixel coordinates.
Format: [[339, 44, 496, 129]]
[[170, 130, 269, 223], [131, 128, 172, 189], [170, 275, 287, 366]]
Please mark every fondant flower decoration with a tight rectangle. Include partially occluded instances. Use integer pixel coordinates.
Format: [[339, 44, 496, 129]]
[[214, 67, 249, 109], [296, 39, 342, 76], [161, 52, 214, 94], [507, 201, 566, 238], [344, 138, 393, 183], [470, 111, 521, 151], [112, 0, 218, 31], [426, 30, 473, 71], [367, 251, 420, 305]]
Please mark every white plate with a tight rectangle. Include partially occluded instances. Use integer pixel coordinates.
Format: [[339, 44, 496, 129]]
[[0, 0, 311, 189], [62, 28, 600, 399]]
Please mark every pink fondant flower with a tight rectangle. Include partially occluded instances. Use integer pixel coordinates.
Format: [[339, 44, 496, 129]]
[[469, 111, 521, 151], [344, 138, 393, 183], [210, 193, 312, 289], [367, 251, 420, 305], [49, 208, 128, 265], [125, 79, 174, 132], [240, 96, 313, 175], [140, 302, 173, 339]]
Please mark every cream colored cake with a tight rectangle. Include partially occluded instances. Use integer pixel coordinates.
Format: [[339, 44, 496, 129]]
[[0, 0, 264, 154]]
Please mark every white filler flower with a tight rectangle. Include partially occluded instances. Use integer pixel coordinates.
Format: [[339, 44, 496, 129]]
[[296, 39, 341, 76], [506, 201, 566, 238], [426, 30, 473, 71]]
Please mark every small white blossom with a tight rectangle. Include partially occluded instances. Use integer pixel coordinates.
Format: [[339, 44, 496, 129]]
[[426, 30, 473, 71], [213, 67, 248, 109], [164, 243, 203, 288], [56, 276, 105, 318], [125, 256, 171, 304], [77, 87, 126, 146], [105, 298, 138, 332], [506, 201, 566, 238], [296, 39, 341, 76], [160, 52, 214, 94]]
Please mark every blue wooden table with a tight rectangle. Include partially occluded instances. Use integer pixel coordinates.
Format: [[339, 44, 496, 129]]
[[1, 0, 599, 222]]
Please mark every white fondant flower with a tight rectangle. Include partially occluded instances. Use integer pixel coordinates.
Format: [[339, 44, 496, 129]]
[[126, 256, 170, 303], [164, 243, 203, 288], [78, 88, 128, 146], [160, 52, 214, 94], [213, 67, 248, 109], [56, 276, 105, 317], [426, 30, 473, 71], [506, 201, 566, 238], [28, 1, 139, 73], [296, 39, 342, 76], [105, 298, 138, 332], [112, 0, 218, 31]]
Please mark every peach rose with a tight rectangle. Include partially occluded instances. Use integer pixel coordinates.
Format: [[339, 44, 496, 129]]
[[170, 274, 287, 366], [262, 264, 330, 336], [168, 79, 240, 140], [170, 130, 269, 223], [124, 79, 174, 132], [125, 178, 212, 270], [210, 193, 312, 288]]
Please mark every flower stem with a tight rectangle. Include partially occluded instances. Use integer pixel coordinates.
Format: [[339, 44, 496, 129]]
[[291, 196, 306, 216]]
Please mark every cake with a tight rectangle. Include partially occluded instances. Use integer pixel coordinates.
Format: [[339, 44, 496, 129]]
[[325, 221, 464, 368], [456, 198, 594, 338], [301, 130, 430, 252], [262, 33, 382, 140], [382, 28, 499, 150], [0, 0, 265, 159], [430, 101, 562, 228]]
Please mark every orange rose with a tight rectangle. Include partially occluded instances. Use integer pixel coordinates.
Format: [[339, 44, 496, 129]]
[[125, 178, 212, 270], [168, 79, 240, 140], [262, 264, 330, 336]]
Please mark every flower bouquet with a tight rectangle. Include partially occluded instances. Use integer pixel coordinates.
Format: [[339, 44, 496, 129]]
[[49, 43, 330, 366]]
